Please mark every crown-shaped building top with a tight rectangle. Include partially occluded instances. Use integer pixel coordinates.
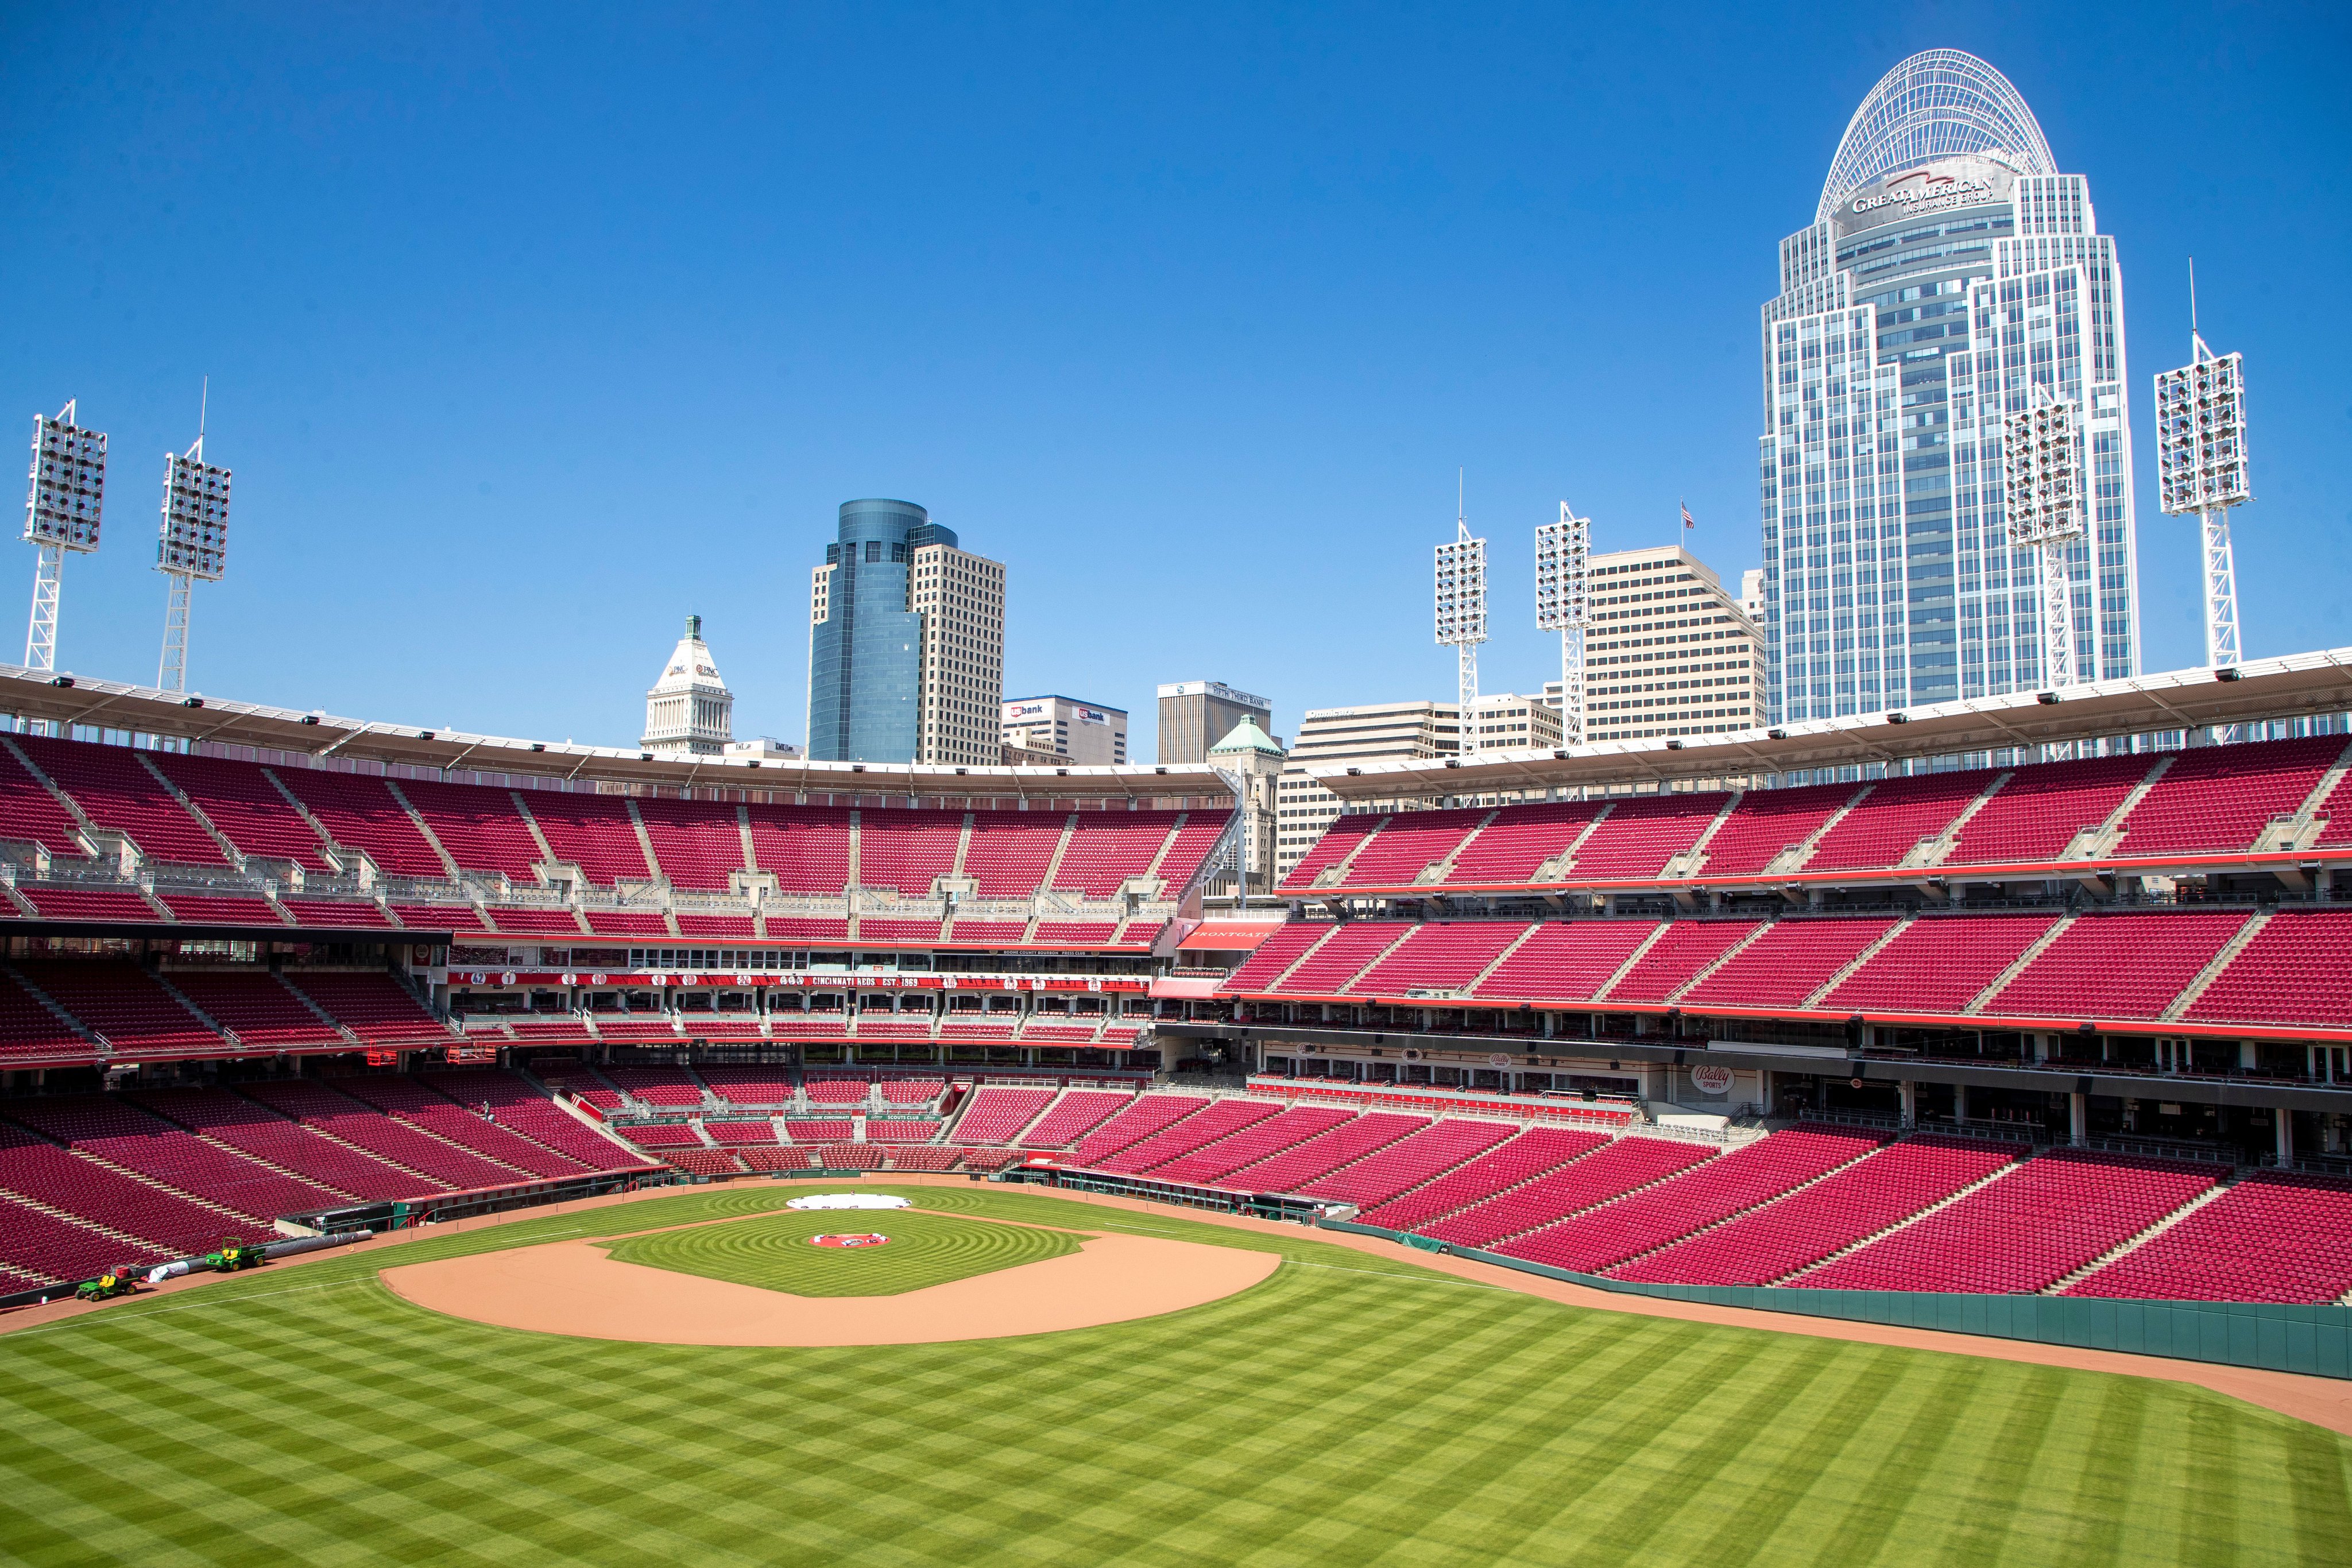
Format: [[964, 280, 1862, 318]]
[[642, 613, 734, 756]]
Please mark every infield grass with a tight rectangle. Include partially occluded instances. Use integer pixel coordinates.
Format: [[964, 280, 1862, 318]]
[[0, 1180, 2347, 1566], [598, 1206, 1085, 1295]]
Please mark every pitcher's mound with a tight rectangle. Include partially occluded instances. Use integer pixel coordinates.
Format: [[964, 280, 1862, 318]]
[[382, 1225, 1278, 1346]]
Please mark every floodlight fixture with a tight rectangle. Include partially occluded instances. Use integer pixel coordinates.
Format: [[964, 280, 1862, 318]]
[[154, 402, 230, 693], [2154, 330, 2250, 669], [1535, 502, 1592, 744], [21, 401, 106, 672], [2001, 384, 2086, 690], [1434, 472, 1487, 754]]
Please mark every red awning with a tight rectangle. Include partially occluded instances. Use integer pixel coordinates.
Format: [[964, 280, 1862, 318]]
[[1148, 975, 1226, 1000], [1175, 921, 1287, 953]]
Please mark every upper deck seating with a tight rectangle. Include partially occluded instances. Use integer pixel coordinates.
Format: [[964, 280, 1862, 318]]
[[1297, 1117, 1517, 1207], [1608, 1136, 2023, 1287], [676, 913, 756, 939], [1335, 809, 1490, 888], [1681, 917, 1897, 1009], [1351, 922, 1525, 996], [16, 734, 226, 866], [149, 750, 333, 869], [1471, 921, 1659, 1004], [0, 741, 87, 858], [1982, 909, 2252, 1021], [2064, 1171, 2352, 1303], [781, 1120, 855, 1144], [877, 1077, 946, 1105], [604, 1066, 705, 1107], [17, 962, 222, 1055], [389, 904, 489, 933], [1602, 922, 1757, 1005], [17, 886, 157, 923], [1218, 923, 1326, 993], [1693, 783, 1852, 878], [963, 811, 1067, 898], [1034, 920, 1120, 944], [1803, 1149, 2219, 1294], [1020, 1089, 1133, 1148], [485, 905, 586, 937], [2112, 735, 2345, 858], [941, 918, 1027, 944], [858, 810, 964, 895], [696, 1068, 796, 1107], [1278, 814, 1383, 892], [133, 1086, 429, 1201], [9, 1094, 343, 1221], [1564, 793, 1724, 882], [0, 969, 95, 1061], [765, 917, 850, 942], [1496, 1125, 1884, 1275], [1803, 770, 1993, 872], [395, 779, 542, 881], [156, 894, 284, 928], [802, 1075, 871, 1106], [1445, 802, 1607, 885], [270, 768, 450, 878], [1094, 1097, 1280, 1175], [280, 899, 397, 929], [1421, 1136, 1713, 1248], [859, 917, 944, 944], [164, 972, 343, 1048], [1155, 816, 1229, 889], [1944, 754, 2154, 866], [2186, 907, 2352, 1029], [582, 910, 668, 938], [1051, 811, 1180, 895], [1272, 923, 1413, 995], [1146, 1105, 1353, 1186], [1819, 913, 2060, 1014], [703, 1120, 780, 1146], [1224, 1111, 1427, 1193], [746, 806, 852, 893], [1356, 1126, 1608, 1232], [525, 794, 652, 885], [636, 800, 749, 889]]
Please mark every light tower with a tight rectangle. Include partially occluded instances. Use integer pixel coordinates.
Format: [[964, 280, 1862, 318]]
[[1534, 502, 1591, 745], [2153, 312, 2250, 671], [20, 401, 107, 673], [155, 402, 230, 693], [1433, 475, 1487, 755], [2001, 385, 2087, 690]]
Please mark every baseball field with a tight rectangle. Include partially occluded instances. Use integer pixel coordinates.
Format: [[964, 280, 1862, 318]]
[[1, 1180, 2346, 1566]]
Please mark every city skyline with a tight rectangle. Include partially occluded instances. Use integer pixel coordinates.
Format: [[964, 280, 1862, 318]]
[[1, 8, 2341, 749]]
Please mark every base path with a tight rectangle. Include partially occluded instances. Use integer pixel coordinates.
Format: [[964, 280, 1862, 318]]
[[382, 1226, 1276, 1346]]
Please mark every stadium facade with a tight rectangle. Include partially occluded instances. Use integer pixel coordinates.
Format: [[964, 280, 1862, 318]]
[[1762, 49, 2140, 725], [807, 499, 1006, 766]]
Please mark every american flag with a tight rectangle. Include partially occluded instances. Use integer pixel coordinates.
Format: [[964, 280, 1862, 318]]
[[1681, 501, 1696, 531]]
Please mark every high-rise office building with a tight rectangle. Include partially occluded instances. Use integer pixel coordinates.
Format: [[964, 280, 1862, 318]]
[[1558, 545, 1762, 742], [1000, 694, 1129, 765], [1156, 680, 1272, 765], [641, 614, 734, 757], [1273, 699, 1460, 882], [807, 498, 1005, 765], [1761, 49, 2138, 724]]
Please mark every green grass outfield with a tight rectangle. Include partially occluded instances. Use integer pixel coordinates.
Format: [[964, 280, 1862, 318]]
[[1, 1180, 2347, 1566], [598, 1206, 1084, 1295]]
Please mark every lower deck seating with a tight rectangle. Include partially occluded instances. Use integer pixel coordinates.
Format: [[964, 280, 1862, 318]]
[[782, 1120, 854, 1144], [0, 1193, 171, 1286], [739, 1147, 818, 1173], [1226, 1112, 1428, 1193], [1297, 1117, 1517, 1208], [0, 1124, 245, 1260], [2064, 1171, 2352, 1303], [1069, 1094, 1206, 1164], [1356, 1127, 1607, 1232], [1094, 1098, 1276, 1175], [697, 1068, 797, 1107], [1801, 1149, 2220, 1294], [239, 1080, 519, 1190], [1020, 1089, 1133, 1148], [133, 1086, 431, 1202], [950, 1086, 1055, 1144], [7, 1094, 342, 1223], [1609, 1136, 2025, 1287], [1419, 1137, 1715, 1249], [1147, 1105, 1354, 1186], [330, 1077, 589, 1179], [420, 1071, 644, 1171], [704, 1120, 780, 1146]]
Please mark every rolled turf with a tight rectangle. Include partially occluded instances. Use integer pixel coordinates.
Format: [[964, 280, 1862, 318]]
[[0, 1182, 2346, 1565]]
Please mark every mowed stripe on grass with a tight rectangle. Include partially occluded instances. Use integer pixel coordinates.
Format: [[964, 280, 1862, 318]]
[[0, 1184, 2345, 1565], [599, 1208, 1085, 1296]]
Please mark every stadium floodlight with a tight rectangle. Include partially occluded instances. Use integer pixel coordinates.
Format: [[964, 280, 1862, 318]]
[[1534, 502, 1591, 745], [1434, 473, 1487, 756], [2001, 384, 2086, 690], [2154, 331, 2250, 671], [155, 414, 230, 694], [21, 401, 107, 673]]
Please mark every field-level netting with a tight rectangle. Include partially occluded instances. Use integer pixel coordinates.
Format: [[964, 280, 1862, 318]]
[[0, 1182, 2347, 1566], [599, 1207, 1085, 1295]]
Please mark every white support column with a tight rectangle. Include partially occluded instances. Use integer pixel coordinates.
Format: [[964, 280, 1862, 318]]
[[23, 544, 63, 673], [157, 572, 193, 692], [2069, 1091, 2088, 1147], [2040, 541, 2074, 689], [2202, 507, 2241, 669], [1898, 1078, 1916, 1130], [2276, 1108, 2294, 1165]]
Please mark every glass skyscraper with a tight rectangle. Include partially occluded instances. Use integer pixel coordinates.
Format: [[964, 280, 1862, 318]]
[[1761, 49, 2139, 724], [807, 499, 1006, 764]]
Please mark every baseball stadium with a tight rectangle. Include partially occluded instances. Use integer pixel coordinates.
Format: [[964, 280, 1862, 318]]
[[3, 651, 2352, 1565]]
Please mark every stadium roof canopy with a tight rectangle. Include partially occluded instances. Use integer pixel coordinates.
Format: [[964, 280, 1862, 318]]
[[1313, 647, 2352, 804], [0, 664, 1230, 803]]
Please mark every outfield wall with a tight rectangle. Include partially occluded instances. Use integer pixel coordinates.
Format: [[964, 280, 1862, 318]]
[[1319, 1219, 2352, 1381]]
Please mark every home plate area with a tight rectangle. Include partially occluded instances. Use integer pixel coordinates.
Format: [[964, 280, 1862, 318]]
[[380, 1194, 1278, 1346]]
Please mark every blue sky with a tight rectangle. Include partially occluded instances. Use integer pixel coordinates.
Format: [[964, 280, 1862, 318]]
[[2, 3, 2345, 756]]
